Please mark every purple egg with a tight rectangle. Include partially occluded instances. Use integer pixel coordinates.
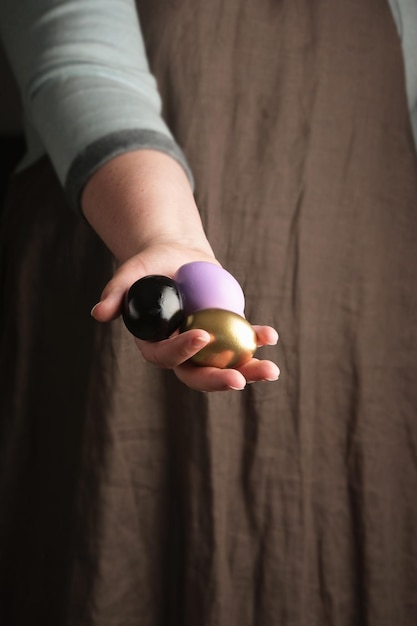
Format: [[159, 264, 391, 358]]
[[174, 261, 245, 316]]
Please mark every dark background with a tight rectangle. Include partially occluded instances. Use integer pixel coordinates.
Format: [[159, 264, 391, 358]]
[[0, 43, 25, 205]]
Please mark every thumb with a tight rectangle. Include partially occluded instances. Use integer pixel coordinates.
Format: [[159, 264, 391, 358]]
[[90, 289, 125, 322], [91, 256, 149, 322]]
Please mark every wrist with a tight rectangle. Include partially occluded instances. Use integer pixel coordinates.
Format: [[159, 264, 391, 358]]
[[81, 149, 211, 262]]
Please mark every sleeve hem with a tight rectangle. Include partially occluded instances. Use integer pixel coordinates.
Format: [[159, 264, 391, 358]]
[[65, 129, 194, 214]]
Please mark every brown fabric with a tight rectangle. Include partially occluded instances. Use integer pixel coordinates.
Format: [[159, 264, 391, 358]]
[[1, 0, 417, 624]]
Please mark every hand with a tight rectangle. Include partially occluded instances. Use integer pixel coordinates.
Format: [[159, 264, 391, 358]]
[[83, 150, 279, 391], [91, 243, 280, 392]]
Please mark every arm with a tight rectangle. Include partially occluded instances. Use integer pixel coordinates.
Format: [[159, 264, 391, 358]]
[[0, 0, 192, 210], [1, 0, 279, 391]]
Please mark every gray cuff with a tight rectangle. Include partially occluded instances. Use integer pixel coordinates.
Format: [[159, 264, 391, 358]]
[[65, 129, 194, 214]]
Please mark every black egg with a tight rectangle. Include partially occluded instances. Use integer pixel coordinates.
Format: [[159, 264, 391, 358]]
[[122, 275, 184, 341]]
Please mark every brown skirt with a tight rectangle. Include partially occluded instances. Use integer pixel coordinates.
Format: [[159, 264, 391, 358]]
[[1, 1, 417, 624]]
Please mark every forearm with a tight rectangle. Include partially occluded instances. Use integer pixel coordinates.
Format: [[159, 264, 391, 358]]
[[82, 150, 215, 264], [0, 0, 192, 213]]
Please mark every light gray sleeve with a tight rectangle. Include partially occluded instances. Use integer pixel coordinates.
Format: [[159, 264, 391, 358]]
[[0, 0, 193, 212], [387, 0, 417, 148]]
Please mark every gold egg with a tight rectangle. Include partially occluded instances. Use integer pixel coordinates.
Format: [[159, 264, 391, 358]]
[[181, 308, 257, 368]]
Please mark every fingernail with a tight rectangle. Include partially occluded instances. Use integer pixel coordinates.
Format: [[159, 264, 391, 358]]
[[90, 302, 100, 317], [228, 384, 245, 391], [266, 373, 280, 382], [192, 335, 210, 349]]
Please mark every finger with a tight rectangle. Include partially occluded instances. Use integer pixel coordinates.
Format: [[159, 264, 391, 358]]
[[175, 356, 280, 392], [174, 362, 247, 392], [237, 357, 280, 382], [136, 329, 211, 369], [252, 325, 279, 347]]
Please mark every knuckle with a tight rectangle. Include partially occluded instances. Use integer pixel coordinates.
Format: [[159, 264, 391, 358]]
[[142, 344, 171, 369], [176, 343, 193, 364]]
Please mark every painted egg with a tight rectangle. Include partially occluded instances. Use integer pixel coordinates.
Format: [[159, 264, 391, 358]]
[[122, 275, 184, 341], [174, 261, 245, 316], [181, 308, 257, 368]]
